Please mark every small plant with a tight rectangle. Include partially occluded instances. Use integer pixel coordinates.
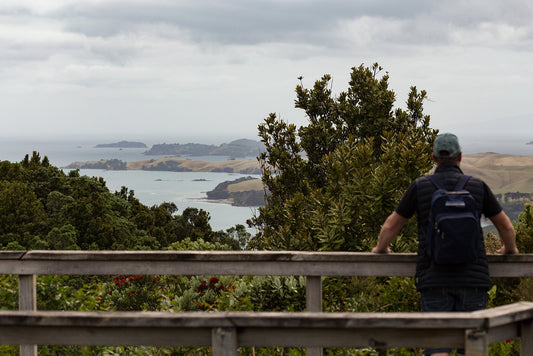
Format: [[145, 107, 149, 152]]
[[98, 275, 164, 311], [166, 275, 243, 312]]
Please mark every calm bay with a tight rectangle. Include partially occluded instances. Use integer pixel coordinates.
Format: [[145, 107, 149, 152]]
[[0, 139, 260, 232]]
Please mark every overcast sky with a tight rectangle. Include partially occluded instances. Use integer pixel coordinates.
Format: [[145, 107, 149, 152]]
[[1, 0, 532, 147]]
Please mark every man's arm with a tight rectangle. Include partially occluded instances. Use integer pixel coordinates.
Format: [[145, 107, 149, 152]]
[[489, 211, 518, 254], [372, 212, 408, 253]]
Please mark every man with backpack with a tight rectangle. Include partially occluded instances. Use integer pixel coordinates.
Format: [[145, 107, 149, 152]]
[[372, 133, 518, 356]]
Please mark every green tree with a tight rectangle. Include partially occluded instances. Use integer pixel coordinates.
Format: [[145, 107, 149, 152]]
[[0, 155, 245, 251], [250, 63, 437, 251], [515, 201, 533, 254], [0, 181, 47, 248]]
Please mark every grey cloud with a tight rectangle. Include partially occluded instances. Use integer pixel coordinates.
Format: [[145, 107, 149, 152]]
[[6, 0, 533, 68], [433, 0, 533, 27], [49, 0, 435, 45], [46, 0, 533, 54]]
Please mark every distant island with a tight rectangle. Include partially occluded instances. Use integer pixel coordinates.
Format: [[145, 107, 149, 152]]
[[144, 138, 264, 158], [527, 141, 533, 145], [95, 141, 148, 148]]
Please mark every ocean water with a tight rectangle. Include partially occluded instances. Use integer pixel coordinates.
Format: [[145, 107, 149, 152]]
[[78, 169, 260, 232], [0, 139, 261, 232], [460, 135, 533, 155], [1, 136, 531, 231]]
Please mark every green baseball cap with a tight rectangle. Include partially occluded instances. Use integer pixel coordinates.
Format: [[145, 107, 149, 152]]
[[433, 133, 461, 158]]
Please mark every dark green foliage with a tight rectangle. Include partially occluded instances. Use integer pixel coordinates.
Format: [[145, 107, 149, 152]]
[[0, 151, 246, 251], [251, 63, 437, 251], [323, 277, 419, 313], [516, 202, 533, 253], [248, 276, 306, 312], [145, 139, 264, 158], [68, 158, 127, 170], [495, 192, 533, 222]]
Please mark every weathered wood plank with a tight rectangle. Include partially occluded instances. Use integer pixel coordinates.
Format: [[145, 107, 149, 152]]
[[14, 251, 418, 262], [8, 250, 532, 263], [306, 276, 322, 312], [0, 260, 416, 276], [473, 301, 533, 328], [0, 326, 212, 346], [17, 275, 37, 356], [0, 304, 531, 349], [2, 251, 533, 354], [305, 277, 323, 356], [1, 303, 531, 329], [465, 329, 488, 356], [0, 251, 26, 259], [18, 275, 36, 311], [1, 251, 532, 277], [0, 310, 485, 329], [212, 328, 238, 356], [520, 320, 533, 356]]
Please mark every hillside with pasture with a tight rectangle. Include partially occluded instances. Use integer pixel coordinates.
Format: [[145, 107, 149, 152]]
[[213, 152, 533, 208], [461, 153, 533, 194]]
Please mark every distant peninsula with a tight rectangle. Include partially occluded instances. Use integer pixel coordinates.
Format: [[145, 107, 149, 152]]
[[65, 157, 261, 175], [95, 141, 147, 148], [144, 138, 264, 158], [206, 176, 265, 206]]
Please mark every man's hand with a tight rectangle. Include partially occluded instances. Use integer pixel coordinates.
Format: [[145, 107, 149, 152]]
[[371, 246, 391, 254], [497, 245, 519, 255]]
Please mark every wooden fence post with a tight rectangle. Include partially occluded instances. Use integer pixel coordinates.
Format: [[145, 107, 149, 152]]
[[306, 276, 322, 313], [212, 327, 238, 356], [465, 329, 488, 356], [18, 274, 37, 356], [521, 320, 533, 356], [306, 276, 322, 356]]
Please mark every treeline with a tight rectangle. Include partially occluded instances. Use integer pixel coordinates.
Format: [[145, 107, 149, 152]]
[[495, 192, 533, 222], [67, 158, 127, 170], [0, 152, 249, 251], [144, 138, 264, 158], [496, 192, 532, 202], [67, 157, 262, 174]]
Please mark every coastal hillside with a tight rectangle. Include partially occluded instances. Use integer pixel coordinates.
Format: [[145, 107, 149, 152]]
[[206, 176, 265, 206], [65, 153, 533, 207], [66, 157, 261, 175], [65, 153, 533, 193], [214, 152, 533, 207], [461, 153, 533, 194]]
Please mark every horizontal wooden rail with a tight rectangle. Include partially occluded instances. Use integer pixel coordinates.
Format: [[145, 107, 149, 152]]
[[1, 250, 531, 277], [2, 250, 533, 356], [0, 302, 532, 355]]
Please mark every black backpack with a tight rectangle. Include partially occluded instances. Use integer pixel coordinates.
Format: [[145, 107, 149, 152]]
[[425, 174, 482, 265]]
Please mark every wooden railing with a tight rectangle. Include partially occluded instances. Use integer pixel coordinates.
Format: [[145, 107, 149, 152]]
[[1, 251, 533, 355], [1, 302, 533, 355]]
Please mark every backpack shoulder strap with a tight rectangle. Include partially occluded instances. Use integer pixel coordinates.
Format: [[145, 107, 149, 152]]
[[427, 174, 446, 191], [454, 175, 471, 191], [428, 174, 472, 191]]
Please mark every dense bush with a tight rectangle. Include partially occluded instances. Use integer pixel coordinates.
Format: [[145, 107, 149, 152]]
[[0, 152, 249, 251], [250, 63, 437, 252]]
